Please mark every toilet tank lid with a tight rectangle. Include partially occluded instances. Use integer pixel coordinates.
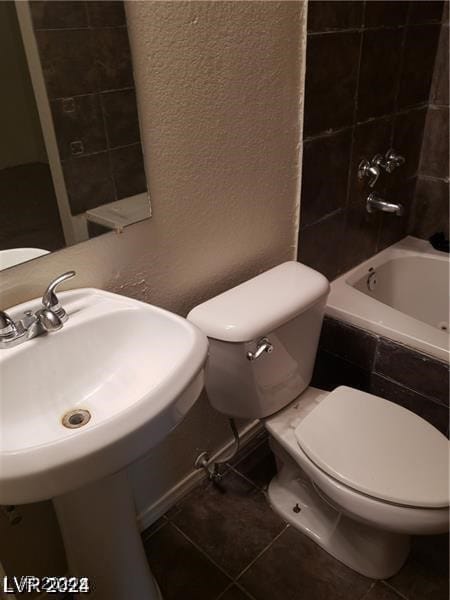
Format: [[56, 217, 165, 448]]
[[187, 261, 329, 342]]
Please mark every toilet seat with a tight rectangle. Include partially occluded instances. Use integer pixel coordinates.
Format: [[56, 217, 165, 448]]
[[294, 386, 449, 509]]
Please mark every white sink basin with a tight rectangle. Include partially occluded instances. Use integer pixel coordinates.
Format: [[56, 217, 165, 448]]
[[0, 288, 208, 505]]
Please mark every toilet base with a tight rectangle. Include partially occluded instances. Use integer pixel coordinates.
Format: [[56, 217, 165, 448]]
[[268, 463, 411, 579]]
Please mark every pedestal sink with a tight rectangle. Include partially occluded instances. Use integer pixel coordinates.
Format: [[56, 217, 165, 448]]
[[0, 288, 208, 599]]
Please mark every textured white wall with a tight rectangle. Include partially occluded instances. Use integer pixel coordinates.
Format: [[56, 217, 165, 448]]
[[0, 0, 307, 578]]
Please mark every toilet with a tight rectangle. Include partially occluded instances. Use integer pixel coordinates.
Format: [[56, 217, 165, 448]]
[[188, 261, 449, 579]]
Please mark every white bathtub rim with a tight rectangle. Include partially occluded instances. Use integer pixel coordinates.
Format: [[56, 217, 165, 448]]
[[327, 236, 449, 363]]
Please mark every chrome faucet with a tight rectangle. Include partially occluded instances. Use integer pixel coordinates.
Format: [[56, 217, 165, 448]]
[[366, 192, 404, 216], [358, 149, 405, 187], [0, 271, 75, 349]]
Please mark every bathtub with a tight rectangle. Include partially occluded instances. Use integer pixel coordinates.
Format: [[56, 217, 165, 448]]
[[327, 236, 449, 362]]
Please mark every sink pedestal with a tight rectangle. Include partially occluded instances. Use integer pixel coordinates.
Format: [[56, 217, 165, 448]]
[[53, 470, 162, 600]]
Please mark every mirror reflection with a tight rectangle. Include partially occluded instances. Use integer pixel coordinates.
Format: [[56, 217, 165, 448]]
[[0, 0, 150, 270]]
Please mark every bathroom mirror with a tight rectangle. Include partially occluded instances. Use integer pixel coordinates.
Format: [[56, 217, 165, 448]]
[[0, 0, 150, 271]]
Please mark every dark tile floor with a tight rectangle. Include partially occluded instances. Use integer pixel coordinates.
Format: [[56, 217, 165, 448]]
[[142, 434, 449, 600]]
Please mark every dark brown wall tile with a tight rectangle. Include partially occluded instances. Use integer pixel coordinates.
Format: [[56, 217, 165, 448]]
[[319, 316, 377, 370], [408, 1, 444, 24], [374, 339, 449, 405], [342, 201, 382, 271], [298, 210, 346, 280], [304, 31, 360, 136], [398, 24, 440, 107], [420, 107, 450, 178], [357, 29, 403, 121], [411, 177, 449, 239], [87, 1, 126, 27], [30, 1, 88, 30], [101, 89, 140, 148], [300, 130, 352, 227], [393, 108, 427, 179], [307, 1, 363, 32], [371, 374, 449, 435], [430, 24, 449, 106], [94, 28, 134, 91], [51, 94, 107, 159], [63, 152, 115, 214], [364, 2, 409, 28], [35, 29, 98, 98], [377, 177, 416, 250], [110, 144, 146, 199]]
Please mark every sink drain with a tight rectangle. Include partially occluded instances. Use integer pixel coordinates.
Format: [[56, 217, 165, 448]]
[[62, 409, 91, 429]]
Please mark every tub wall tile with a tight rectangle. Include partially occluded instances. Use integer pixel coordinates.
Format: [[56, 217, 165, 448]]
[[299, 1, 446, 276], [318, 316, 377, 371], [303, 31, 360, 137], [411, 178, 450, 239], [371, 374, 449, 435], [420, 107, 450, 180], [307, 1, 364, 33], [298, 210, 346, 280], [301, 130, 352, 227], [374, 339, 449, 406]]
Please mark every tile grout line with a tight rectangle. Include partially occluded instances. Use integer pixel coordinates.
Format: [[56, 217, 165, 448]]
[[214, 581, 258, 600], [358, 581, 377, 600], [303, 102, 428, 143], [226, 464, 264, 492], [381, 579, 410, 600], [233, 524, 290, 583], [169, 521, 237, 583]]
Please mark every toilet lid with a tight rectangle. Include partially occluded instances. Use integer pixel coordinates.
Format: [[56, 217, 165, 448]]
[[295, 386, 449, 508]]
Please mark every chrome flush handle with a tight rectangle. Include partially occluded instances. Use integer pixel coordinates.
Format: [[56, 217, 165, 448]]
[[42, 271, 76, 322], [247, 337, 274, 361]]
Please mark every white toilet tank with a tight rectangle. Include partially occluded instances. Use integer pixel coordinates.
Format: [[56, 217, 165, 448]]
[[188, 262, 330, 419]]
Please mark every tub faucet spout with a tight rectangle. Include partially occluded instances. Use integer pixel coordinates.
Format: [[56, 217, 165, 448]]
[[366, 192, 404, 216]]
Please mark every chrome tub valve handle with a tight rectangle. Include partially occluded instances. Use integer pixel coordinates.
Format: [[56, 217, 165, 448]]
[[358, 158, 381, 188], [42, 271, 76, 323], [247, 337, 274, 361], [384, 149, 405, 173]]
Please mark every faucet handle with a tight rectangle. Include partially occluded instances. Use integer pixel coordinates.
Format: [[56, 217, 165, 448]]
[[384, 148, 405, 173], [42, 271, 76, 322], [358, 159, 380, 188], [0, 311, 17, 338]]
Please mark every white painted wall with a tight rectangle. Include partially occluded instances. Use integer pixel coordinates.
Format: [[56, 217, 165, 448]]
[[0, 0, 307, 580]]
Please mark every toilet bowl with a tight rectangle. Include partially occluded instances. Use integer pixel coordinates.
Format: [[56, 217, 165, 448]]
[[265, 386, 449, 578], [188, 261, 449, 578]]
